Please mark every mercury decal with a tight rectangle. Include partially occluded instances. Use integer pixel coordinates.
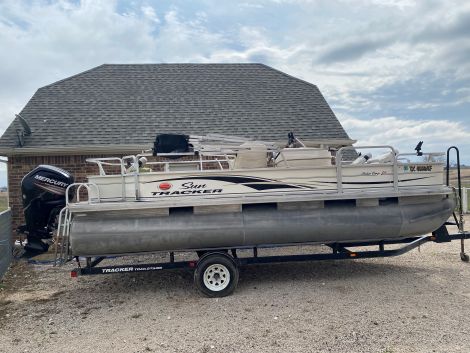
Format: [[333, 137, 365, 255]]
[[33, 174, 69, 195], [34, 174, 69, 188]]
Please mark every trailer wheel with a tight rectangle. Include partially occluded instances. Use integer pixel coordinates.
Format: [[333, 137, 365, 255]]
[[194, 253, 239, 297]]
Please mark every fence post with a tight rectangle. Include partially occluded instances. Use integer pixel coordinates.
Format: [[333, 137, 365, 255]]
[[0, 209, 12, 280], [463, 187, 468, 214]]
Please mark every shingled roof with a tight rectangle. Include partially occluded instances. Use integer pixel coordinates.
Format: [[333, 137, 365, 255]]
[[0, 63, 354, 156]]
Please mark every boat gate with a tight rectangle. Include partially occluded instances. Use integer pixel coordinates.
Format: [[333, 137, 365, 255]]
[[0, 209, 12, 280]]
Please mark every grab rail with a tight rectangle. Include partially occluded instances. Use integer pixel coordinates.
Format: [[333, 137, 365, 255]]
[[65, 183, 100, 205], [54, 183, 101, 264], [54, 206, 70, 265], [86, 154, 235, 202], [87, 154, 233, 175], [396, 152, 445, 162], [395, 152, 445, 166], [447, 146, 464, 233], [86, 157, 126, 176]]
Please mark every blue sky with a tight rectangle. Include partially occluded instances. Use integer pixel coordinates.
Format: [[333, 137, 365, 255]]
[[0, 0, 469, 175]]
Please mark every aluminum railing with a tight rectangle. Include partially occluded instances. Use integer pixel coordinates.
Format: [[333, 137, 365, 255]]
[[87, 154, 235, 201], [65, 183, 100, 205], [54, 182, 101, 265], [84, 146, 446, 202], [87, 154, 233, 176], [336, 146, 398, 193], [336, 146, 445, 194]]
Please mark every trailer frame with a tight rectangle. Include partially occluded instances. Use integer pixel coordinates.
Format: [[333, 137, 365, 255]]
[[70, 220, 469, 296]]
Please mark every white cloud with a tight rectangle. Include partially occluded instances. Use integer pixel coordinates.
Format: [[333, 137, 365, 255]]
[[0, 1, 228, 127], [155, 10, 227, 62], [0, 0, 160, 125], [369, 0, 416, 10], [0, 0, 469, 163], [340, 115, 470, 160], [141, 5, 160, 23]]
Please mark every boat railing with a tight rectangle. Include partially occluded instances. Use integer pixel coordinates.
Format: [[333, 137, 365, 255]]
[[396, 152, 445, 163], [336, 146, 397, 193], [54, 182, 101, 264], [65, 183, 100, 205], [87, 153, 234, 177], [81, 146, 447, 203], [86, 157, 127, 176], [336, 146, 445, 194], [87, 154, 235, 201], [136, 153, 235, 172]]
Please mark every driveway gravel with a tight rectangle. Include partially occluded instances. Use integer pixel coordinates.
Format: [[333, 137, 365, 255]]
[[1, 220, 470, 353]]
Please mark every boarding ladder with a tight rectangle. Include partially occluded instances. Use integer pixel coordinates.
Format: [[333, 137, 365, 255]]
[[53, 183, 100, 266], [445, 146, 468, 261]]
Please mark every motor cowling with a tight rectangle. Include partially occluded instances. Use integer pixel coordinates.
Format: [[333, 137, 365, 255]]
[[20, 165, 74, 252]]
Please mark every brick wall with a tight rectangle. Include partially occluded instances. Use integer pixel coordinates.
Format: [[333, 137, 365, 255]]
[[8, 154, 119, 235]]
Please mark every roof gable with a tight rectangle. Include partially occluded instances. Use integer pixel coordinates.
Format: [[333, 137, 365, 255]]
[[0, 63, 351, 153]]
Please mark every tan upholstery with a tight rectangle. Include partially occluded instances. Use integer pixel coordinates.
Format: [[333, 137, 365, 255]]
[[233, 143, 268, 169], [275, 148, 331, 167]]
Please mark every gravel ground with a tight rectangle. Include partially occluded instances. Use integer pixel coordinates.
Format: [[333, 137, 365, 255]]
[[1, 219, 470, 353]]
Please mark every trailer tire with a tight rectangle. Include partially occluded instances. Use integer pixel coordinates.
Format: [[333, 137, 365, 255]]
[[194, 252, 239, 297]]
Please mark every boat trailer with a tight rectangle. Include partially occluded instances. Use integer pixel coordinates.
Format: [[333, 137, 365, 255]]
[[69, 220, 468, 297]]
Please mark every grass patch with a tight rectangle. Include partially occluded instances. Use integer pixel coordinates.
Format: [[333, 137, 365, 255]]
[[457, 184, 470, 212], [0, 193, 7, 212], [466, 189, 470, 212], [448, 179, 470, 212]]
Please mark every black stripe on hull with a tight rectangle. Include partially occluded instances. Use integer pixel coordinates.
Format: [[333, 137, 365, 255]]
[[143, 174, 432, 189], [143, 175, 275, 184], [316, 176, 432, 185], [142, 175, 308, 191], [246, 183, 301, 191]]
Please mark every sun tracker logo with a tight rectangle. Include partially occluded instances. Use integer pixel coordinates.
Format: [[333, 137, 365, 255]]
[[152, 180, 222, 196]]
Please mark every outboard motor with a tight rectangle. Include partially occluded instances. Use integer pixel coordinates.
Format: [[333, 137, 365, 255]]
[[19, 165, 74, 253]]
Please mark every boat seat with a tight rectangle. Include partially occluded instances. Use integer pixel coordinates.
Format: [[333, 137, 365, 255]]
[[233, 143, 268, 169], [367, 151, 395, 164], [167, 162, 200, 171], [275, 148, 332, 167]]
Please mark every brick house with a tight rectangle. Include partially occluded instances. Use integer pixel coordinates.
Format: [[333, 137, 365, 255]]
[[0, 63, 355, 235]]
